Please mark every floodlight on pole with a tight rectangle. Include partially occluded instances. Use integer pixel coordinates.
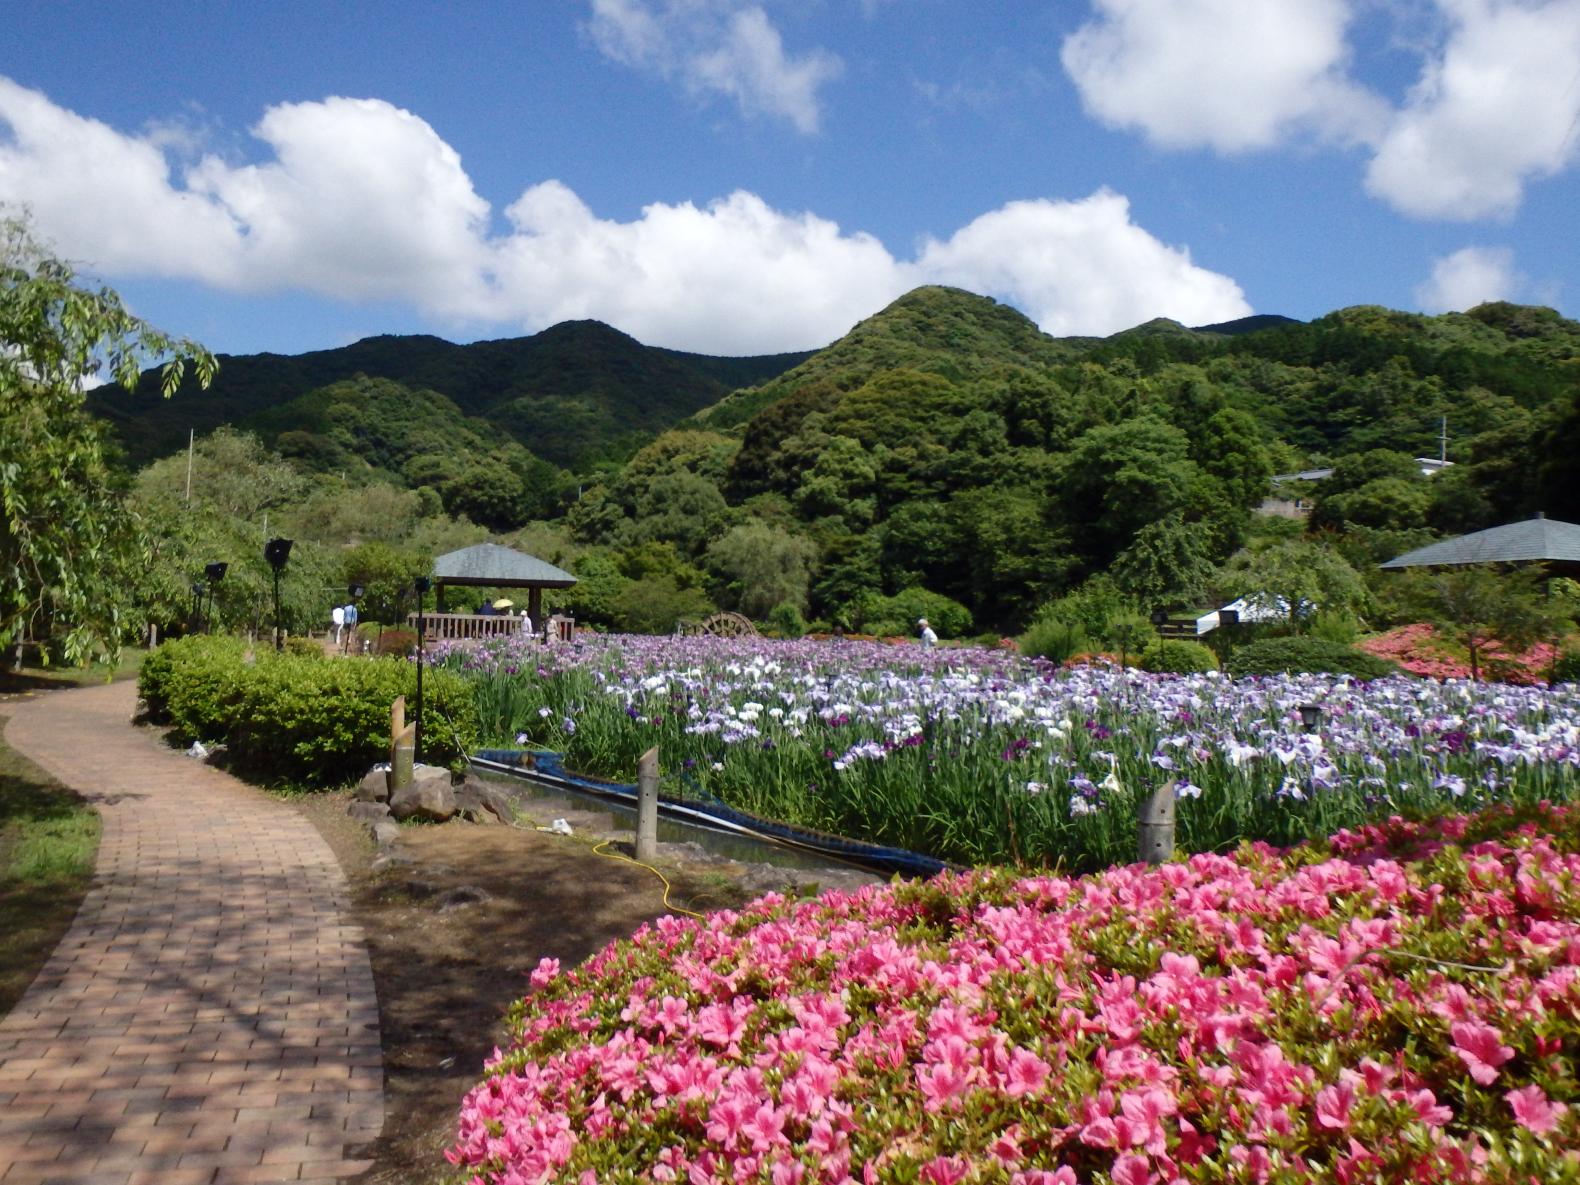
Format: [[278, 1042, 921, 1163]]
[[203, 562, 227, 634], [264, 538, 293, 651]]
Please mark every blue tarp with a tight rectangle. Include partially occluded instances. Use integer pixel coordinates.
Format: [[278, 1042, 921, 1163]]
[[473, 747, 947, 878]]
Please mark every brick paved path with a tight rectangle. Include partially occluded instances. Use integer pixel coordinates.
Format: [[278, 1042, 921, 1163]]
[[0, 682, 383, 1185]]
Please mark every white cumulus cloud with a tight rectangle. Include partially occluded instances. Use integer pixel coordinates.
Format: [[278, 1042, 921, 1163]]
[[1060, 0, 1385, 152], [1061, 0, 1580, 220], [587, 0, 841, 133], [1415, 246, 1519, 310], [912, 192, 1251, 335], [1365, 0, 1580, 219], [0, 80, 1251, 353]]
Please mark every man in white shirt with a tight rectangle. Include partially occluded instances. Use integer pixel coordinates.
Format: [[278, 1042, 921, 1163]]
[[918, 617, 938, 649]]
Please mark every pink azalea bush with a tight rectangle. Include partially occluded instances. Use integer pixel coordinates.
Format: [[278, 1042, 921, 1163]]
[[1358, 624, 1560, 685], [449, 804, 1580, 1184]]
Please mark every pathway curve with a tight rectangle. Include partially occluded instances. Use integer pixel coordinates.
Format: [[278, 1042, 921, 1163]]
[[0, 681, 383, 1185]]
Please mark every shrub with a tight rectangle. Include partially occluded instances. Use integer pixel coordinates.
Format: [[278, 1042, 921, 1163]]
[[139, 638, 477, 785], [1306, 609, 1363, 644], [452, 804, 1580, 1185], [283, 636, 324, 658], [1552, 645, 1580, 684], [1226, 635, 1398, 679], [1139, 637, 1218, 673], [1018, 617, 1089, 663], [764, 601, 807, 639], [227, 656, 477, 785], [861, 587, 972, 639], [1358, 622, 1558, 685], [137, 635, 252, 742]]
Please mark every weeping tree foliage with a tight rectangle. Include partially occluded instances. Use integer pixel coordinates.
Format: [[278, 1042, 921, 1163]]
[[1, 216, 215, 665]]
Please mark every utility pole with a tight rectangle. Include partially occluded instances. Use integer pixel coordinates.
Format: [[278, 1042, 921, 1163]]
[[184, 429, 194, 505], [1440, 415, 1448, 464]]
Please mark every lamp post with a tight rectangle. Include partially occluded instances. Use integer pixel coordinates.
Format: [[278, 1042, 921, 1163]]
[[189, 581, 205, 635], [1298, 703, 1324, 734], [203, 562, 227, 635], [264, 538, 293, 651], [413, 575, 431, 759]]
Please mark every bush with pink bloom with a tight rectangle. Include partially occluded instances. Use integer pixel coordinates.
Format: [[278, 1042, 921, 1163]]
[[1358, 623, 1561, 685], [449, 803, 1580, 1184]]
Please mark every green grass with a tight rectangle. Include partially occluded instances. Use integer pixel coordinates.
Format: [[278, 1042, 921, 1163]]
[[0, 648, 147, 696], [0, 719, 103, 1017]]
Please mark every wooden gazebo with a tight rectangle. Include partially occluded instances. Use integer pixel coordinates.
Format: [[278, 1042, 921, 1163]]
[[416, 543, 577, 642]]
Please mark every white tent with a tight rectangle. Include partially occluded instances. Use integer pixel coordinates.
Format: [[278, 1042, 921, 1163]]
[[1195, 596, 1294, 635]]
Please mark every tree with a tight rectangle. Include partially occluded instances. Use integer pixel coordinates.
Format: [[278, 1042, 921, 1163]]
[[1111, 514, 1217, 609], [704, 521, 819, 619], [1216, 540, 1370, 624], [1406, 565, 1558, 681], [2, 217, 214, 664], [1057, 416, 1198, 567]]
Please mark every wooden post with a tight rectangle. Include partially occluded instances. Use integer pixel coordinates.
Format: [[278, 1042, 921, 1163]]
[[389, 695, 415, 793], [636, 746, 659, 863], [1138, 783, 1176, 865]]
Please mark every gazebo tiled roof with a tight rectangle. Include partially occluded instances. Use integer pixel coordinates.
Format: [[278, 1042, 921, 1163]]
[[1380, 515, 1580, 569], [431, 543, 577, 588]]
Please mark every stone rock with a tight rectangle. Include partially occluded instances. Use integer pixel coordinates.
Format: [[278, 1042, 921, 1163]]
[[389, 766, 456, 822], [355, 767, 391, 803], [371, 819, 402, 847], [437, 885, 491, 912], [370, 848, 414, 872], [347, 801, 390, 823], [452, 776, 514, 825]]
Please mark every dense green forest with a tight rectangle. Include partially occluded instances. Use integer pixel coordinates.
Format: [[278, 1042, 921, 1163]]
[[91, 284, 1580, 644], [91, 320, 813, 471]]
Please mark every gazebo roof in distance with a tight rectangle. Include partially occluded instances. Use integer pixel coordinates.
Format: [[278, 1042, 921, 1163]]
[[1380, 514, 1580, 570], [432, 542, 577, 588]]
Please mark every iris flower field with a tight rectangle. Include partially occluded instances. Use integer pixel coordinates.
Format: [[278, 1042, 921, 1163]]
[[443, 634, 1580, 871]]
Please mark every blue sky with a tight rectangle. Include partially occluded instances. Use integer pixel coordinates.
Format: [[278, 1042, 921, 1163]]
[[4, 1, 1579, 358]]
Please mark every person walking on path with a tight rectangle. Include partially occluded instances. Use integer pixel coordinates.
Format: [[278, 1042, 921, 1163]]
[[0, 681, 384, 1184], [918, 617, 938, 649], [331, 602, 346, 645]]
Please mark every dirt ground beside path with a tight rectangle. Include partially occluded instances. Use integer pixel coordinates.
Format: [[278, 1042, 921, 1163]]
[[292, 782, 879, 1185]]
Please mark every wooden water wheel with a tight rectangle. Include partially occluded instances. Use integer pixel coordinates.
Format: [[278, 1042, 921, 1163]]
[[701, 611, 757, 637]]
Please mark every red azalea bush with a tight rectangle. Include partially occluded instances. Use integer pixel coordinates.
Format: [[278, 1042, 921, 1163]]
[[449, 805, 1580, 1184], [1358, 624, 1560, 684]]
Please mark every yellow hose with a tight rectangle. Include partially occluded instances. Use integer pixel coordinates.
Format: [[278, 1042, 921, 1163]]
[[591, 838, 706, 920]]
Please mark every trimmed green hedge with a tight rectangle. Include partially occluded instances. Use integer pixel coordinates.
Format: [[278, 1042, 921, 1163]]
[[137, 636, 477, 786], [1139, 638, 1218, 674], [1225, 636, 1399, 680]]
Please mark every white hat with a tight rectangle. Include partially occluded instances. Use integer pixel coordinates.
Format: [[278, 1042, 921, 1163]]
[[917, 618, 929, 626]]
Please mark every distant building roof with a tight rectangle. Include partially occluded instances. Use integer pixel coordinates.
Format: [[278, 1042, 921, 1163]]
[[1380, 515, 1580, 569], [432, 542, 577, 587], [1272, 459, 1453, 485]]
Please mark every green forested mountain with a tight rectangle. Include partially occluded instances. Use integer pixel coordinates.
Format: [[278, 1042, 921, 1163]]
[[90, 319, 813, 470], [564, 286, 1578, 632], [94, 284, 1580, 640]]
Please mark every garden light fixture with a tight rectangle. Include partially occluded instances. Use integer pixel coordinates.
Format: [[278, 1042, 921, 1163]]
[[1298, 703, 1324, 733], [264, 538, 293, 651], [203, 562, 227, 633]]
